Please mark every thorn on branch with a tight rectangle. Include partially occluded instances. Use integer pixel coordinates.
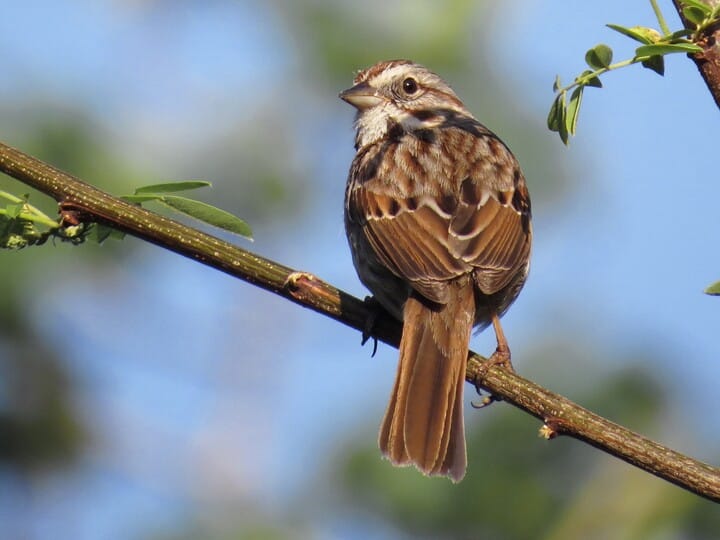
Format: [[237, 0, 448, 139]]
[[59, 201, 92, 227], [283, 271, 325, 308], [540, 416, 569, 439], [283, 270, 342, 313]]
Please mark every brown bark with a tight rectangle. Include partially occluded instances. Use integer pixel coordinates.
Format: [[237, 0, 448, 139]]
[[673, 0, 720, 108]]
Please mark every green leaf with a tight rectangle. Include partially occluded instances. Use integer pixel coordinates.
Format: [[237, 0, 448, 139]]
[[134, 181, 211, 195], [683, 5, 708, 25], [585, 44, 613, 69], [606, 24, 661, 44], [89, 223, 121, 243], [566, 87, 583, 136], [121, 194, 163, 203], [680, 0, 713, 15], [547, 93, 564, 132], [555, 93, 569, 145], [5, 202, 24, 219], [705, 281, 720, 295], [641, 55, 665, 76], [705, 282, 720, 295], [579, 70, 603, 88], [121, 188, 253, 239], [157, 196, 253, 239], [635, 43, 703, 56], [552, 74, 562, 92], [668, 29, 694, 40], [91, 224, 112, 243]]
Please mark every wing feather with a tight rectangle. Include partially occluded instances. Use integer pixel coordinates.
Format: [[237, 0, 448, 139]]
[[347, 123, 531, 304]]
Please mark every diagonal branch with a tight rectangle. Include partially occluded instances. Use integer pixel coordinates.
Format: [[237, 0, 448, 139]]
[[673, 0, 720, 108], [1, 140, 719, 502]]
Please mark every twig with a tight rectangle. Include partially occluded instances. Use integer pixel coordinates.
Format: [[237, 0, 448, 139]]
[[652, 0, 673, 36], [0, 140, 719, 502]]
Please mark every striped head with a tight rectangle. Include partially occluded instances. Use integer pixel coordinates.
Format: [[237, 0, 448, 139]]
[[340, 60, 472, 148]]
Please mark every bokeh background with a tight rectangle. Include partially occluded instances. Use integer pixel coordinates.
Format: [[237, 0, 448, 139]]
[[1, 1, 719, 538]]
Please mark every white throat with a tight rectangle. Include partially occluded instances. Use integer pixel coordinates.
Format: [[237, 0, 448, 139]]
[[354, 104, 394, 147], [355, 104, 446, 148]]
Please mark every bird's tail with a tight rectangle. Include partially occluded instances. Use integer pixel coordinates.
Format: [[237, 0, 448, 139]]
[[378, 280, 474, 482]]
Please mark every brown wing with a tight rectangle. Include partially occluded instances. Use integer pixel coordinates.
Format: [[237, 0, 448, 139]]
[[450, 174, 531, 295], [354, 188, 468, 303], [348, 125, 531, 304]]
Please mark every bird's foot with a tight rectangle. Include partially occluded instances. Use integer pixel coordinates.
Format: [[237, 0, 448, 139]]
[[471, 347, 514, 407], [360, 296, 383, 356], [486, 345, 515, 373]]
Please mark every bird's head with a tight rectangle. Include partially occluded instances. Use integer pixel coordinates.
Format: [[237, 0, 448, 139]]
[[340, 60, 470, 147]]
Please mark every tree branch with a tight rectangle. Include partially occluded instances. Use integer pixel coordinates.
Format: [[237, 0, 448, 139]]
[[673, 0, 720, 108], [1, 140, 719, 502]]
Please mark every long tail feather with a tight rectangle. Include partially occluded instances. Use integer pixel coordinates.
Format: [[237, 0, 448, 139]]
[[378, 281, 474, 482]]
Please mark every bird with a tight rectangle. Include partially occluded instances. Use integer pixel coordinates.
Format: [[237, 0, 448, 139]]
[[340, 60, 532, 482]]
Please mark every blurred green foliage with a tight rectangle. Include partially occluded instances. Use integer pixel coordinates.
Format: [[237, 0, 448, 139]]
[[144, 364, 720, 539], [332, 365, 719, 540], [0, 110, 129, 472], [288, 0, 477, 77], [0, 323, 84, 470], [1, 1, 718, 539]]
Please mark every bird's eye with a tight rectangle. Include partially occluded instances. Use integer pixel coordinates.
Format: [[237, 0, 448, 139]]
[[402, 77, 418, 95]]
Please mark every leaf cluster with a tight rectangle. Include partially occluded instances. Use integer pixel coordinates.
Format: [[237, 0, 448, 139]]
[[97, 180, 252, 243], [548, 0, 714, 144], [0, 190, 76, 249], [547, 0, 720, 293], [1, 181, 252, 249]]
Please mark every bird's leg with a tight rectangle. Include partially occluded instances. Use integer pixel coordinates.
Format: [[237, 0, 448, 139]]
[[488, 312, 514, 372], [474, 312, 515, 386]]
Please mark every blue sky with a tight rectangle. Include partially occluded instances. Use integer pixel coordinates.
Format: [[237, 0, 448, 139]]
[[1, 1, 719, 538]]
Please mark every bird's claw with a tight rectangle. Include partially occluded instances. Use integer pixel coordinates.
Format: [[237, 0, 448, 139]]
[[361, 296, 381, 356]]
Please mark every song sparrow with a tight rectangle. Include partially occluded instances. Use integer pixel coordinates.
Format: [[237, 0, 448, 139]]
[[340, 60, 532, 482]]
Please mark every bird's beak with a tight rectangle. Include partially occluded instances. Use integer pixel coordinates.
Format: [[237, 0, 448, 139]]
[[339, 81, 382, 110]]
